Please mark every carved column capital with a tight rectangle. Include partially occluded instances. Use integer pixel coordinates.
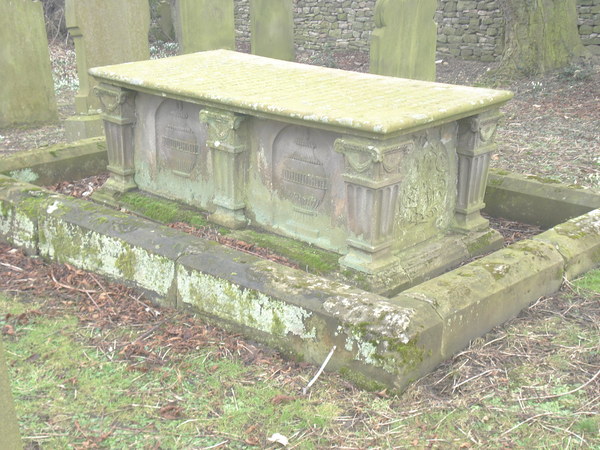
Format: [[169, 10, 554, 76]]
[[94, 84, 136, 125], [93, 83, 137, 200], [200, 108, 246, 153], [334, 136, 413, 186], [457, 109, 502, 157]]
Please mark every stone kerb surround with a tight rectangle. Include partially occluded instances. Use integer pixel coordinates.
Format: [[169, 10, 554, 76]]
[[90, 50, 512, 292]]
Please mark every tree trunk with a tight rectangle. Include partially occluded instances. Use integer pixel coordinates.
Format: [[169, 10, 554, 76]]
[[498, 0, 589, 76]]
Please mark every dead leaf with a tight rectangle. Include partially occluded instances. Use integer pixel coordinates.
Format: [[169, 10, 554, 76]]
[[159, 402, 185, 420], [270, 395, 296, 405]]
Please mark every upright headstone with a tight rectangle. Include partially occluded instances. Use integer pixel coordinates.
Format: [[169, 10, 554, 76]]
[[172, 0, 235, 54], [64, 0, 150, 140], [157, 0, 176, 42], [0, 0, 57, 128], [0, 339, 23, 450], [369, 0, 437, 81], [250, 0, 295, 61]]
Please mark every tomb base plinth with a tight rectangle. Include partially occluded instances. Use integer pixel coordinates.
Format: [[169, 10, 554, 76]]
[[209, 206, 247, 230], [64, 114, 104, 141], [342, 228, 503, 297]]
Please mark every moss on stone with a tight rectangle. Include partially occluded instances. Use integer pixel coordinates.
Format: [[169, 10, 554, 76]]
[[232, 229, 339, 275], [526, 175, 561, 184], [115, 246, 137, 280], [19, 196, 47, 218], [466, 230, 495, 255], [119, 191, 209, 228]]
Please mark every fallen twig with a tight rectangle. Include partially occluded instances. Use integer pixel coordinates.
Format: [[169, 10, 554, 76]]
[[303, 345, 336, 395], [50, 269, 97, 294], [0, 262, 24, 272], [517, 368, 600, 402]]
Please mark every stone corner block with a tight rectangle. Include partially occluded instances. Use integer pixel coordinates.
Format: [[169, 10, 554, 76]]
[[402, 239, 564, 358], [0, 176, 55, 255], [532, 209, 600, 280]]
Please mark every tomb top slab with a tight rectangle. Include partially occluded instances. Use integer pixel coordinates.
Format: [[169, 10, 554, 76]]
[[89, 50, 512, 137]]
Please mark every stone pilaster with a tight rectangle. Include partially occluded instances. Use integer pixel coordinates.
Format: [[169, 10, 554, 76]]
[[200, 108, 248, 229], [94, 84, 137, 198], [335, 137, 413, 273], [454, 109, 502, 232]]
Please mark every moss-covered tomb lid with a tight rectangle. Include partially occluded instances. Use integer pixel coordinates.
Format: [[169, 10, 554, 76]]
[[90, 49, 513, 136]]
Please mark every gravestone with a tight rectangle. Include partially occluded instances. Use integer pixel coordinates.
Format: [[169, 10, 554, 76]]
[[369, 0, 437, 81], [64, 0, 150, 140], [250, 0, 295, 61], [172, 0, 235, 54], [157, 0, 176, 41], [0, 339, 23, 449], [0, 0, 57, 128]]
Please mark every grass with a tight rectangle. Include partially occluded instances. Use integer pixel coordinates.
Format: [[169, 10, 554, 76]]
[[1, 264, 598, 448]]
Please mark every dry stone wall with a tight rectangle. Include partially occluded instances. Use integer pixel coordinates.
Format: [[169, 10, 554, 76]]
[[578, 0, 600, 53], [232, 0, 600, 61]]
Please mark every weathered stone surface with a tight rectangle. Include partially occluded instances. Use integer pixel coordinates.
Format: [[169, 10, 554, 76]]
[[250, 0, 295, 60], [0, 339, 22, 450], [0, 0, 57, 127], [533, 209, 600, 280], [0, 175, 50, 255], [172, 0, 235, 53], [90, 50, 511, 136], [0, 137, 107, 187], [484, 170, 600, 228], [157, 0, 176, 41], [65, 0, 150, 114], [177, 254, 439, 391], [369, 0, 437, 80], [64, 114, 105, 142], [400, 239, 564, 357], [37, 196, 197, 304]]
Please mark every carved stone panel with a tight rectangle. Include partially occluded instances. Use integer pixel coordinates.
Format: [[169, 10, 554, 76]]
[[394, 125, 456, 248], [155, 99, 208, 178], [272, 126, 338, 219]]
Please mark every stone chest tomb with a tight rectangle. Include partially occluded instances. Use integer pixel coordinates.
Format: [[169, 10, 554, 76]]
[[90, 50, 512, 294]]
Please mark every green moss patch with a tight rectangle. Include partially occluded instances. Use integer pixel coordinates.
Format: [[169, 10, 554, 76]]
[[231, 229, 340, 274], [118, 191, 209, 228]]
